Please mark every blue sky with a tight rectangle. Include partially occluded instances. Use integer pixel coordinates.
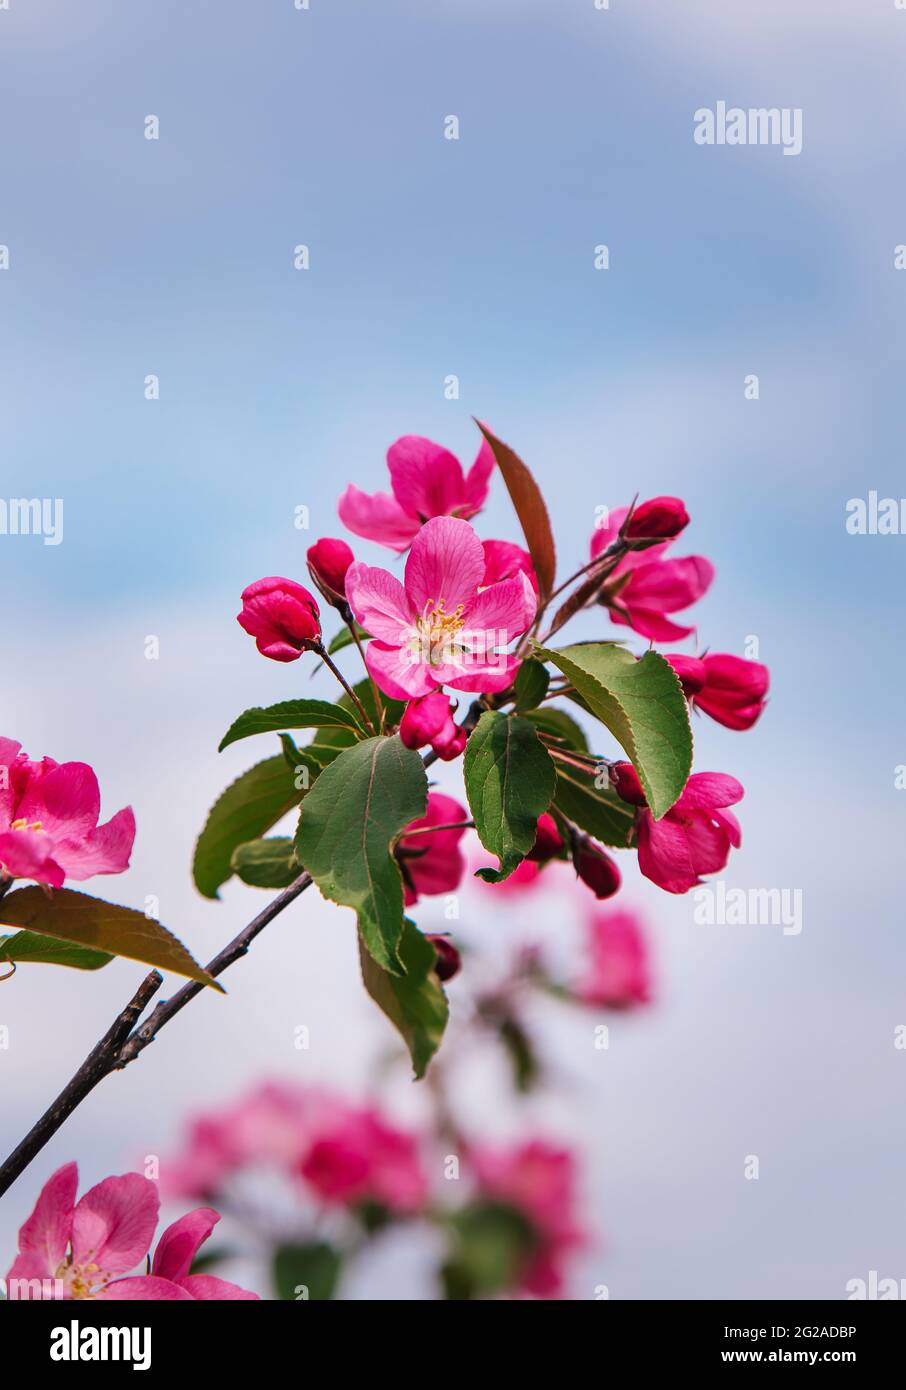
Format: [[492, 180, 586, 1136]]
[[1, 0, 904, 1298]]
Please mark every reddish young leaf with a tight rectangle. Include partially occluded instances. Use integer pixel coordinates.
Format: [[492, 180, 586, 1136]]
[[475, 421, 557, 598]]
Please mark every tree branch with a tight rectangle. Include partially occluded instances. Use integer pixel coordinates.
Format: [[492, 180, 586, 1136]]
[[0, 871, 313, 1200]]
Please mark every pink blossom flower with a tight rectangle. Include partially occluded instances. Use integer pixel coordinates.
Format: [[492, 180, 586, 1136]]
[[162, 1083, 427, 1218], [4, 1163, 258, 1300], [236, 576, 321, 661], [636, 772, 744, 894], [0, 739, 135, 890], [398, 792, 468, 906], [482, 539, 539, 593], [667, 652, 770, 731], [575, 909, 652, 1008], [345, 516, 537, 699], [590, 507, 714, 642], [306, 537, 355, 609], [299, 1110, 427, 1213], [338, 434, 495, 552], [161, 1083, 340, 1198], [470, 1140, 585, 1298]]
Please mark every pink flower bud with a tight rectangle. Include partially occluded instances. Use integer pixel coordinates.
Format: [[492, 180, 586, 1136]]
[[527, 812, 564, 863], [237, 577, 321, 662], [399, 692, 452, 750], [574, 840, 622, 899], [625, 496, 689, 540], [306, 537, 355, 608], [432, 725, 468, 762], [611, 761, 646, 806], [426, 934, 461, 982], [665, 653, 706, 698]]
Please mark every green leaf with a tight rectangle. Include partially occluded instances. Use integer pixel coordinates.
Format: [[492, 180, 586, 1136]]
[[296, 735, 428, 975], [231, 837, 299, 889], [513, 658, 550, 712], [306, 681, 405, 762], [327, 622, 370, 656], [525, 706, 590, 753], [193, 756, 304, 899], [441, 1200, 537, 1300], [219, 699, 365, 752], [464, 711, 556, 883], [359, 919, 448, 1079], [0, 931, 112, 972], [273, 1243, 342, 1301], [476, 421, 557, 598], [553, 766, 635, 848], [0, 888, 221, 990], [534, 642, 692, 818]]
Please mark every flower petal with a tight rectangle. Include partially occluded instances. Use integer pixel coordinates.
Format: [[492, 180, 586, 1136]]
[[151, 1207, 220, 1282], [463, 571, 537, 643], [625, 555, 715, 612], [676, 773, 745, 811], [338, 485, 421, 551], [72, 1173, 159, 1276], [404, 516, 485, 614], [13, 1161, 78, 1276], [364, 640, 437, 700], [345, 562, 412, 643], [636, 811, 698, 894], [18, 762, 101, 841], [52, 807, 136, 881], [387, 436, 465, 520], [0, 828, 65, 887], [177, 1274, 260, 1300]]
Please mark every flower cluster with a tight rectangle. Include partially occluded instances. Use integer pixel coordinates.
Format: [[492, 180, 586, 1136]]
[[232, 426, 769, 920]]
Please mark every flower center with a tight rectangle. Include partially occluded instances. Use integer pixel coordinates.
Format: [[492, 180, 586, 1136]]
[[414, 599, 466, 665], [10, 818, 43, 833], [58, 1257, 107, 1299]]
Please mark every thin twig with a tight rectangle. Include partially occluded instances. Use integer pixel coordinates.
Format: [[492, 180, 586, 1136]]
[[313, 643, 376, 734]]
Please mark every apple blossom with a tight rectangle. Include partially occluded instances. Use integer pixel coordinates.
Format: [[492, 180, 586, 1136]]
[[637, 772, 744, 894], [0, 739, 135, 890], [345, 515, 536, 698], [591, 506, 714, 642], [4, 1163, 258, 1300]]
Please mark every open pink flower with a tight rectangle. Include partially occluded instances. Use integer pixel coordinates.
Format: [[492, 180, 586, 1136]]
[[470, 1140, 586, 1298], [667, 652, 769, 731], [338, 434, 495, 552], [346, 516, 536, 699], [590, 507, 714, 642], [0, 739, 135, 890], [398, 792, 467, 905], [299, 1109, 427, 1213], [575, 908, 652, 1008], [5, 1163, 258, 1300], [637, 772, 744, 894]]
